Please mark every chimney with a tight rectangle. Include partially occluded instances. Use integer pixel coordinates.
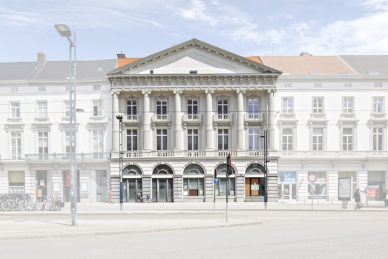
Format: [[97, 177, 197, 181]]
[[37, 52, 46, 65], [117, 51, 126, 59], [300, 52, 313, 56]]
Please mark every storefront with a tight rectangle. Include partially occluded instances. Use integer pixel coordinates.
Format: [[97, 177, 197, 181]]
[[122, 165, 142, 202], [183, 164, 204, 199], [8, 171, 25, 194], [215, 164, 235, 197], [152, 165, 174, 202], [36, 171, 48, 200], [277, 172, 296, 201], [368, 171, 386, 201], [245, 164, 265, 199], [308, 172, 326, 199]]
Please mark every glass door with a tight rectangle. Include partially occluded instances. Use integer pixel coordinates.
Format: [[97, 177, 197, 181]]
[[167, 179, 173, 202], [159, 180, 167, 202], [151, 179, 173, 202], [128, 180, 136, 202]]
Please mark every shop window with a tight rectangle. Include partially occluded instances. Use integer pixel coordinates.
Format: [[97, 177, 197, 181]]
[[277, 172, 297, 200], [8, 171, 25, 194], [368, 171, 386, 201], [215, 178, 235, 196], [308, 172, 326, 198], [183, 178, 204, 196]]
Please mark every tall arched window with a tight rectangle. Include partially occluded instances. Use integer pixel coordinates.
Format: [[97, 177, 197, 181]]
[[214, 164, 235, 196], [152, 164, 173, 175], [183, 164, 204, 175], [183, 164, 204, 197], [245, 163, 265, 174], [123, 165, 142, 175]]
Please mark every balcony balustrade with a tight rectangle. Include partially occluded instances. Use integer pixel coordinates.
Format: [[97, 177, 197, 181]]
[[24, 152, 110, 161], [124, 151, 143, 158], [182, 114, 202, 122], [151, 114, 171, 122], [244, 113, 264, 122], [216, 150, 237, 157], [278, 150, 388, 157], [213, 113, 233, 123], [151, 150, 174, 157], [183, 150, 206, 157]]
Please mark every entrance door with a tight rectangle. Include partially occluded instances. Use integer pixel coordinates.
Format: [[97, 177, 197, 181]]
[[96, 171, 107, 202], [152, 179, 173, 202], [245, 178, 262, 196], [36, 171, 47, 201], [278, 183, 297, 201], [123, 179, 142, 203]]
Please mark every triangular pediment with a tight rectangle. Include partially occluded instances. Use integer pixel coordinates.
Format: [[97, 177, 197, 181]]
[[107, 39, 282, 76]]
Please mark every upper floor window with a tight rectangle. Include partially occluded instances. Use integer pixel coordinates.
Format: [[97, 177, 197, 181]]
[[38, 132, 48, 154], [11, 87, 18, 92], [375, 83, 382, 88], [284, 83, 292, 88], [11, 103, 20, 118], [11, 132, 21, 160], [188, 99, 198, 115], [157, 129, 168, 150], [248, 98, 259, 115], [282, 97, 293, 113], [93, 85, 101, 91], [343, 97, 353, 113], [343, 128, 353, 151], [65, 101, 70, 117], [127, 100, 137, 118], [313, 97, 323, 113], [218, 129, 228, 150], [157, 100, 167, 115], [37, 102, 47, 117], [93, 100, 102, 116], [217, 99, 228, 115], [65, 132, 74, 154], [190, 71, 197, 74], [282, 128, 293, 151], [93, 130, 103, 153], [38, 87, 46, 92], [150, 70, 154, 74], [126, 129, 138, 151], [373, 128, 383, 151], [314, 83, 322, 88], [344, 83, 352, 87], [188, 129, 199, 150], [312, 128, 323, 151], [248, 129, 260, 150], [373, 97, 383, 113]]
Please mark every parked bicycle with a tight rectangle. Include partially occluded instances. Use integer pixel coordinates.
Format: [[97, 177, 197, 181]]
[[0, 194, 63, 212]]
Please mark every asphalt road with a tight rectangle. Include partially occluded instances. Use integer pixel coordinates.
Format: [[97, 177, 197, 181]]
[[1, 210, 387, 259]]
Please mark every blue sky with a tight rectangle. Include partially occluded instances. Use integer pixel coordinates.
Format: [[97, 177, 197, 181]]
[[1, 0, 388, 62]]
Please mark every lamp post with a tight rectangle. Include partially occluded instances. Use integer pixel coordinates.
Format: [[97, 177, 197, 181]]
[[54, 24, 77, 226], [261, 130, 268, 209], [116, 114, 124, 210]]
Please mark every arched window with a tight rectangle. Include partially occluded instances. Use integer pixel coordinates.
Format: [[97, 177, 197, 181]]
[[153, 164, 173, 175], [245, 163, 265, 174], [123, 165, 142, 175], [216, 164, 236, 175], [183, 164, 204, 175]]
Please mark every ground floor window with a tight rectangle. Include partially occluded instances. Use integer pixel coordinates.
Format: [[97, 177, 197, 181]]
[[8, 171, 25, 194], [215, 178, 235, 196], [36, 171, 47, 200], [183, 178, 204, 196], [245, 178, 265, 196], [368, 171, 385, 201], [152, 178, 173, 202], [123, 178, 142, 203], [278, 172, 297, 200], [308, 172, 326, 198]]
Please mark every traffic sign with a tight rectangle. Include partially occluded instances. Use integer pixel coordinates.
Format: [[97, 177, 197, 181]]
[[308, 174, 317, 183], [214, 178, 219, 183]]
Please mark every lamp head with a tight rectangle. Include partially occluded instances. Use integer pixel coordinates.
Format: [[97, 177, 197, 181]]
[[54, 24, 72, 37], [116, 114, 123, 121]]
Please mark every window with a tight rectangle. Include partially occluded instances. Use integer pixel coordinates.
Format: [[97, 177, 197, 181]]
[[8, 171, 25, 194], [282, 98, 293, 113], [38, 132, 48, 154], [93, 100, 102, 116], [343, 128, 353, 151], [188, 129, 198, 150], [11, 132, 21, 160], [93, 85, 101, 91], [11, 103, 20, 118], [157, 129, 168, 150], [215, 178, 235, 196], [127, 100, 137, 119], [38, 87, 46, 92], [37, 102, 47, 117], [375, 83, 382, 88], [282, 128, 293, 151], [284, 83, 292, 88], [248, 98, 259, 118], [126, 129, 138, 151], [11, 87, 18, 92], [313, 98, 323, 113], [65, 132, 74, 154], [248, 129, 260, 150], [308, 172, 326, 198], [183, 178, 204, 196], [314, 83, 322, 87], [343, 97, 353, 113], [367, 171, 386, 201], [344, 83, 352, 87], [156, 100, 167, 115], [93, 130, 103, 153], [218, 129, 228, 150], [190, 71, 197, 74], [373, 128, 383, 151], [373, 97, 383, 113], [150, 70, 154, 74], [312, 128, 323, 151], [187, 99, 198, 115], [217, 98, 228, 119], [65, 101, 70, 117]]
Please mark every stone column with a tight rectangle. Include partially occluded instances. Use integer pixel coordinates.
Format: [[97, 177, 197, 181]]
[[112, 90, 120, 151], [236, 89, 246, 151], [174, 90, 183, 153], [267, 89, 276, 150], [205, 89, 214, 151], [142, 89, 152, 152]]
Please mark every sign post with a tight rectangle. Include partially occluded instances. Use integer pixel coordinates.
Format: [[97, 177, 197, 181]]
[[338, 177, 353, 209], [226, 153, 232, 222], [213, 168, 217, 212], [308, 174, 317, 210], [365, 186, 369, 206], [280, 175, 285, 203]]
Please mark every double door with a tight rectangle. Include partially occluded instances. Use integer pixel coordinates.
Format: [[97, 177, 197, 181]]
[[123, 179, 142, 203], [152, 179, 173, 202], [278, 183, 296, 200]]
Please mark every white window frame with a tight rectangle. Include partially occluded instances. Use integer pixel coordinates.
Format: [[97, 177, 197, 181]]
[[156, 128, 168, 151], [187, 128, 199, 150], [11, 131, 22, 160], [284, 83, 292, 88], [93, 130, 104, 153], [65, 101, 70, 117], [187, 98, 199, 115], [311, 127, 324, 151], [38, 131, 49, 154], [11, 102, 20, 118], [282, 97, 293, 114], [156, 99, 168, 115], [312, 97, 324, 114], [343, 97, 354, 113], [216, 97, 229, 116], [217, 128, 229, 150], [126, 128, 138, 151], [282, 128, 293, 151], [372, 127, 383, 151], [373, 97, 384, 113], [344, 83, 352, 87], [248, 128, 260, 150], [314, 83, 322, 88], [37, 101, 48, 117], [92, 100, 103, 117], [342, 128, 353, 151], [375, 83, 382, 88]]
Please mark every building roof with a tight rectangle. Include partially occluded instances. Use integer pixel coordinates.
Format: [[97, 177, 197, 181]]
[[245, 56, 262, 64], [117, 58, 142, 68], [339, 55, 388, 75], [0, 59, 117, 81], [258, 56, 357, 75]]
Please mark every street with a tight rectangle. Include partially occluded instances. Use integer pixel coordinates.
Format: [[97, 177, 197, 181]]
[[1, 209, 387, 258]]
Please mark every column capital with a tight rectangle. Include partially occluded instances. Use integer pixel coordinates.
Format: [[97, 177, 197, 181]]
[[204, 88, 214, 94], [236, 88, 247, 94], [267, 88, 276, 94], [173, 89, 182, 95], [111, 90, 121, 96], [142, 89, 152, 95]]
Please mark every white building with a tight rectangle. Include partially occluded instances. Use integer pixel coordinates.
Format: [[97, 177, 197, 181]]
[[0, 53, 116, 202]]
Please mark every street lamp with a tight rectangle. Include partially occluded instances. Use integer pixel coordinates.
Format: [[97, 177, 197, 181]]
[[116, 114, 124, 210], [54, 24, 77, 226], [260, 131, 268, 209]]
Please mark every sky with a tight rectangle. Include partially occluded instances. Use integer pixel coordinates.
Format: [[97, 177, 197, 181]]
[[1, 0, 388, 62]]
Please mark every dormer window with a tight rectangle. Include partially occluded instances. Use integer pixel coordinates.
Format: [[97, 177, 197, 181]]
[[190, 71, 197, 74], [150, 70, 154, 74]]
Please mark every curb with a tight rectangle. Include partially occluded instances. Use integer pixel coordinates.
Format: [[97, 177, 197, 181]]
[[0, 221, 262, 241]]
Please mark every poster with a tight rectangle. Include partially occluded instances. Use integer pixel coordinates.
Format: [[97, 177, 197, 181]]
[[40, 180, 45, 186], [338, 177, 351, 200], [368, 185, 379, 197]]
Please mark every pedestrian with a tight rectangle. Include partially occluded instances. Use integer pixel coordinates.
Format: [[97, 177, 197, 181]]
[[384, 189, 388, 209], [354, 188, 361, 210]]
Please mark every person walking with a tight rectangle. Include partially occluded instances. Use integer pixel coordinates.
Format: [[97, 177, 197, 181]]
[[384, 189, 388, 209], [354, 188, 361, 210]]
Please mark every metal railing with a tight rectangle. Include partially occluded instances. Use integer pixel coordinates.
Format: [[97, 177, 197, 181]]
[[25, 152, 110, 161], [244, 113, 264, 121]]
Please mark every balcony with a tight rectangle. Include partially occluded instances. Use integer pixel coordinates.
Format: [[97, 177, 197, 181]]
[[151, 114, 171, 129], [213, 114, 233, 128], [183, 150, 206, 157], [216, 150, 237, 157], [151, 150, 174, 157], [123, 151, 143, 158], [244, 113, 264, 122], [24, 152, 110, 161], [123, 114, 142, 126], [369, 113, 388, 124], [278, 150, 388, 157]]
